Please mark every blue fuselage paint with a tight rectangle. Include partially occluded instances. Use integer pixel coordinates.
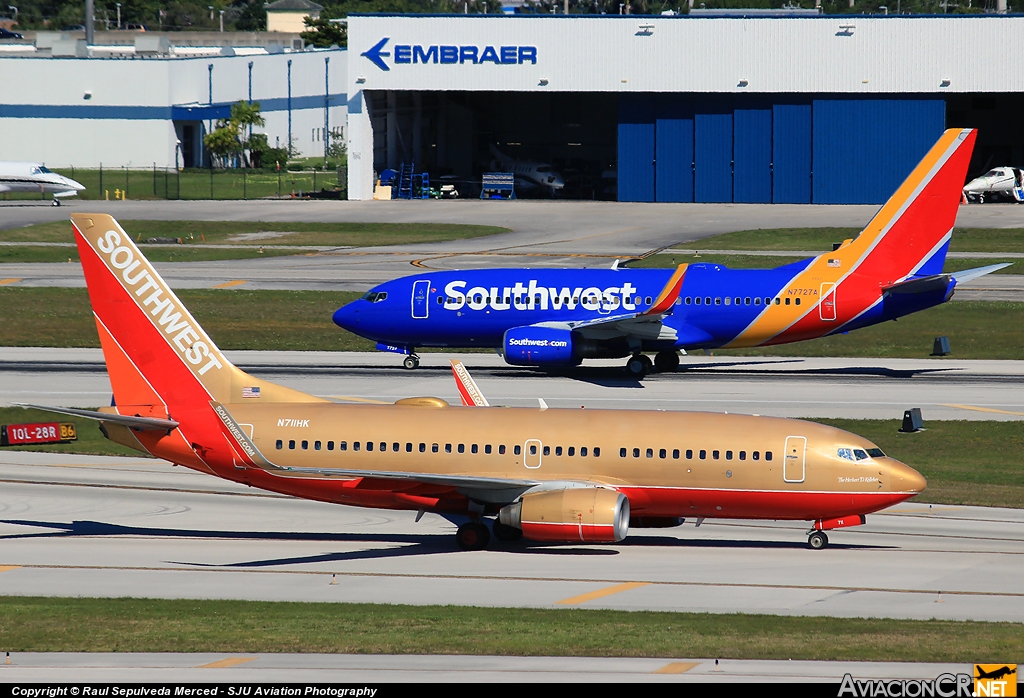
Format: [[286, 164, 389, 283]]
[[332, 262, 953, 357]]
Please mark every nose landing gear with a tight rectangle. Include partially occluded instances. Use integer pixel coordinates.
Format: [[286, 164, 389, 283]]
[[807, 531, 829, 550], [402, 354, 420, 370]]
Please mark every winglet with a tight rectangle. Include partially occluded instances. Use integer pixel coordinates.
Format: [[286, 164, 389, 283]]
[[451, 360, 489, 407], [643, 264, 688, 316]]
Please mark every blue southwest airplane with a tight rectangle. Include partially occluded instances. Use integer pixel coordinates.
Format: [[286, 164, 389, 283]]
[[333, 129, 1008, 377]]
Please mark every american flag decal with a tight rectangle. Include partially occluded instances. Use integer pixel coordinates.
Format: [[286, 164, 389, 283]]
[[827, 259, 841, 268], [242, 387, 261, 398]]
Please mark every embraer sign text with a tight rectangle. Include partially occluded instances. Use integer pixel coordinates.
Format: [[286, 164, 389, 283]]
[[361, 37, 537, 72]]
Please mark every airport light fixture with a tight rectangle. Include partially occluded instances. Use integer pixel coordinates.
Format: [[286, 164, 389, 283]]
[[115, 2, 120, 29], [219, 9, 224, 31], [7, 5, 16, 20]]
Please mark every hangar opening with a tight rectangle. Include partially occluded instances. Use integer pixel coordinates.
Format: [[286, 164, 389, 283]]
[[365, 90, 617, 199]]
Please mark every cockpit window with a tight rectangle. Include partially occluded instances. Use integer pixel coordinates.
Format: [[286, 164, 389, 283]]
[[359, 291, 388, 303], [866, 448, 885, 458], [839, 447, 884, 461], [853, 449, 869, 461], [39, 166, 52, 173], [984, 169, 1003, 178], [837, 448, 854, 461]]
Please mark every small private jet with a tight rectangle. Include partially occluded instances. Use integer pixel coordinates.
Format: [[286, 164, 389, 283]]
[[489, 144, 565, 195], [962, 166, 1024, 203], [0, 162, 86, 205]]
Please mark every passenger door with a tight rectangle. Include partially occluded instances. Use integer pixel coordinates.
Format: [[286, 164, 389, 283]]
[[411, 280, 430, 319], [819, 283, 837, 322], [524, 439, 543, 469], [784, 436, 806, 483]]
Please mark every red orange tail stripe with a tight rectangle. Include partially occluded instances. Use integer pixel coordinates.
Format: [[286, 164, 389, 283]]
[[644, 264, 688, 316]]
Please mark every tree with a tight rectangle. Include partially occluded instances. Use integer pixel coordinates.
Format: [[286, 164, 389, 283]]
[[203, 100, 267, 168], [301, 14, 347, 48], [203, 121, 241, 168]]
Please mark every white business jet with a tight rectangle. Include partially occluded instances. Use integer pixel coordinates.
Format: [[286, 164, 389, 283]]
[[0, 162, 86, 205]]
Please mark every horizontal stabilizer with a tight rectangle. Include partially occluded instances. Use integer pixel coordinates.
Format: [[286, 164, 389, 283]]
[[952, 263, 1012, 284], [882, 274, 951, 297], [15, 403, 179, 431]]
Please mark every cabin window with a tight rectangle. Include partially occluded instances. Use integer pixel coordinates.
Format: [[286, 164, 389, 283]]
[[633, 448, 640, 458], [785, 298, 791, 305], [694, 297, 701, 305], [645, 296, 653, 305], [485, 444, 492, 454], [699, 450, 707, 460], [406, 443, 412, 452], [499, 445, 506, 455], [686, 449, 693, 459], [289, 440, 295, 449], [340, 441, 348, 451], [646, 448, 653, 458], [755, 297, 762, 306], [543, 446, 550, 456], [514, 445, 521, 455], [685, 297, 692, 305], [739, 451, 746, 460], [458, 444, 465, 454], [529, 444, 537, 456], [366, 442, 373, 452], [795, 298, 801, 306], [437, 296, 443, 305], [327, 441, 334, 451], [445, 444, 452, 453], [659, 448, 666, 459], [752, 451, 759, 460], [419, 443, 425, 452], [557, 446, 564, 456], [472, 444, 479, 454], [568, 447, 575, 456], [432, 443, 439, 453], [581, 447, 588, 457], [712, 450, 719, 460], [353, 442, 361, 452], [672, 449, 679, 459], [276, 440, 283, 450], [725, 450, 732, 460], [775, 298, 781, 305], [620, 447, 627, 457], [734, 297, 741, 305], [380, 442, 386, 452], [715, 297, 721, 305], [392, 443, 399, 452], [724, 297, 731, 306], [301, 440, 308, 450], [704, 297, 712, 305], [766, 451, 773, 461], [594, 447, 600, 457], [314, 441, 321, 451]]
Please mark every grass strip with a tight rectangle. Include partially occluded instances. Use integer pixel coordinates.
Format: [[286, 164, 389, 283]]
[[0, 245, 301, 264], [671, 227, 1024, 254], [632, 253, 1019, 275], [0, 220, 507, 248], [0, 597, 1021, 660], [811, 419, 1024, 509]]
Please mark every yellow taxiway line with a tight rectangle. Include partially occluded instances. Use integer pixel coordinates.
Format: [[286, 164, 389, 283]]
[[197, 657, 258, 669], [0, 566, 21, 573], [0, 278, 22, 285], [555, 581, 649, 606], [943, 404, 1024, 418], [653, 662, 701, 674], [213, 280, 247, 289]]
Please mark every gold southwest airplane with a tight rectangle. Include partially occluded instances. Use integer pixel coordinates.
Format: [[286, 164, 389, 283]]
[[22, 213, 926, 551]]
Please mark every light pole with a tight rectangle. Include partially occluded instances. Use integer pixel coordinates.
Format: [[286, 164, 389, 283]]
[[323, 56, 330, 166], [219, 9, 224, 31], [115, 2, 120, 29], [208, 5, 213, 20]]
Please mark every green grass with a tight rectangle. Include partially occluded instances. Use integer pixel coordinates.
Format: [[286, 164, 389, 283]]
[[631, 253, 1019, 274], [712, 301, 1024, 360], [814, 419, 1024, 509], [675, 227, 1024, 254], [0, 288, 372, 351], [1, 219, 507, 248], [1, 168, 345, 202], [0, 245, 303, 264], [1, 598, 1021, 660], [0, 407, 144, 458]]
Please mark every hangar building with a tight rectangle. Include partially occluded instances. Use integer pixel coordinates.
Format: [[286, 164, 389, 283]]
[[345, 14, 1024, 204], [0, 43, 347, 168]]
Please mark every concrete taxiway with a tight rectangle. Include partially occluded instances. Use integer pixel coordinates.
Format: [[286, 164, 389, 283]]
[[2, 200, 1023, 296], [0, 450, 1022, 623], [3, 348, 1024, 422], [0, 654, 981, 683]]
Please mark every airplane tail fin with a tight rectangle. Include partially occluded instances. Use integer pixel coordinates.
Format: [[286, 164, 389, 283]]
[[847, 128, 976, 280], [71, 214, 323, 411]]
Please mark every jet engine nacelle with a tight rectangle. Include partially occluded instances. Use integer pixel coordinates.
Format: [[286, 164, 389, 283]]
[[498, 488, 630, 543], [502, 326, 576, 366]]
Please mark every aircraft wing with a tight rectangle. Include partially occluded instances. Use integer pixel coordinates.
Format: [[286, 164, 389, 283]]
[[451, 359, 489, 407], [536, 264, 688, 341]]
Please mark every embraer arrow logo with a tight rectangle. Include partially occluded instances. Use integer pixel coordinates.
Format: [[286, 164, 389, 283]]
[[362, 37, 391, 71]]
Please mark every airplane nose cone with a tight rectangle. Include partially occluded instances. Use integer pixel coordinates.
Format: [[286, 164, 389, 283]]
[[65, 177, 86, 191], [332, 303, 359, 330], [892, 461, 927, 494]]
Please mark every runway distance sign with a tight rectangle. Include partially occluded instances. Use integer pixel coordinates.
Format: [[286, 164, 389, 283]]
[[1, 421, 77, 446]]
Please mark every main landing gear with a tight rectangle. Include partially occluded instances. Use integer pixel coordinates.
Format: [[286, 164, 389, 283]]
[[455, 521, 491, 550], [402, 353, 420, 370], [807, 531, 829, 550], [625, 351, 680, 377], [51, 198, 62, 207]]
